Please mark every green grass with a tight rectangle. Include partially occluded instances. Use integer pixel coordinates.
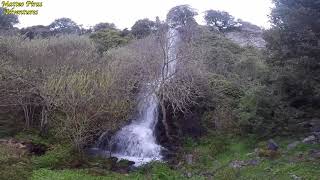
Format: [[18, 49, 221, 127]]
[[1, 134, 320, 180], [171, 135, 320, 180], [0, 145, 32, 180], [31, 163, 186, 180]]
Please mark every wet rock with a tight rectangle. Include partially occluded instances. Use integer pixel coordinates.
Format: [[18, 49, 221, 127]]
[[185, 154, 193, 165], [287, 141, 300, 150], [88, 156, 119, 170], [267, 139, 279, 151], [111, 159, 135, 173], [161, 149, 177, 161], [107, 157, 118, 168], [302, 135, 316, 144]]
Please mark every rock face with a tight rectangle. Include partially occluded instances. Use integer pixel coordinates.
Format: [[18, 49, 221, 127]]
[[225, 21, 266, 49]]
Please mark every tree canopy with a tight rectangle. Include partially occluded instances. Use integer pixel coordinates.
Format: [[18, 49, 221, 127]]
[[93, 22, 116, 32], [49, 18, 80, 35], [89, 29, 130, 53], [0, 7, 19, 29], [131, 18, 156, 39], [166, 5, 198, 27], [264, 0, 320, 130], [204, 10, 240, 31]]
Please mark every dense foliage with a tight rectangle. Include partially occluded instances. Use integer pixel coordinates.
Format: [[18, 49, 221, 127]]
[[0, 2, 319, 179], [261, 0, 320, 135]]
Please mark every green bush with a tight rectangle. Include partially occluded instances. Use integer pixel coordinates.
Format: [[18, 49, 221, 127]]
[[15, 130, 55, 146], [32, 144, 73, 169]]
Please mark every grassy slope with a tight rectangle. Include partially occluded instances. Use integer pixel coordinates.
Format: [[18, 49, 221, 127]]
[[1, 134, 319, 180]]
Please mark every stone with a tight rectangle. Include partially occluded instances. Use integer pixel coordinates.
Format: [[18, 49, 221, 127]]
[[287, 141, 300, 150], [185, 154, 193, 165], [309, 150, 320, 159], [302, 135, 316, 144], [230, 160, 244, 168], [267, 139, 279, 151], [246, 159, 260, 166]]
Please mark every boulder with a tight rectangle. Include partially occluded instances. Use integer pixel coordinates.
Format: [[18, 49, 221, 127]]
[[267, 139, 279, 151], [287, 141, 300, 150], [302, 135, 316, 144], [246, 159, 260, 166], [230, 160, 244, 168]]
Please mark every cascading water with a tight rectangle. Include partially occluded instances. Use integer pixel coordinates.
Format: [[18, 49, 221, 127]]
[[99, 28, 179, 166]]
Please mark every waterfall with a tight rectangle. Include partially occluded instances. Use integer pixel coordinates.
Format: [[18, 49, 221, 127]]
[[99, 28, 179, 166]]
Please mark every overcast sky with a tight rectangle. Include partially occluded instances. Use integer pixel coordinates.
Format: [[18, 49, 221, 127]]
[[14, 0, 274, 29]]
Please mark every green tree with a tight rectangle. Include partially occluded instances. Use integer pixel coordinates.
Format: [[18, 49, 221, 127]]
[[166, 5, 198, 27], [20, 25, 52, 39], [263, 0, 320, 132], [131, 18, 156, 39], [90, 29, 130, 53], [93, 22, 116, 32], [49, 18, 80, 35], [0, 7, 19, 29], [204, 10, 239, 31]]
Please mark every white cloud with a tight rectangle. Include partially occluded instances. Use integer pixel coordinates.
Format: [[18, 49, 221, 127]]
[[14, 0, 273, 29]]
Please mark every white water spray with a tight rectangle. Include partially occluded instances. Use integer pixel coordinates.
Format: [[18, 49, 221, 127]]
[[103, 28, 179, 166]]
